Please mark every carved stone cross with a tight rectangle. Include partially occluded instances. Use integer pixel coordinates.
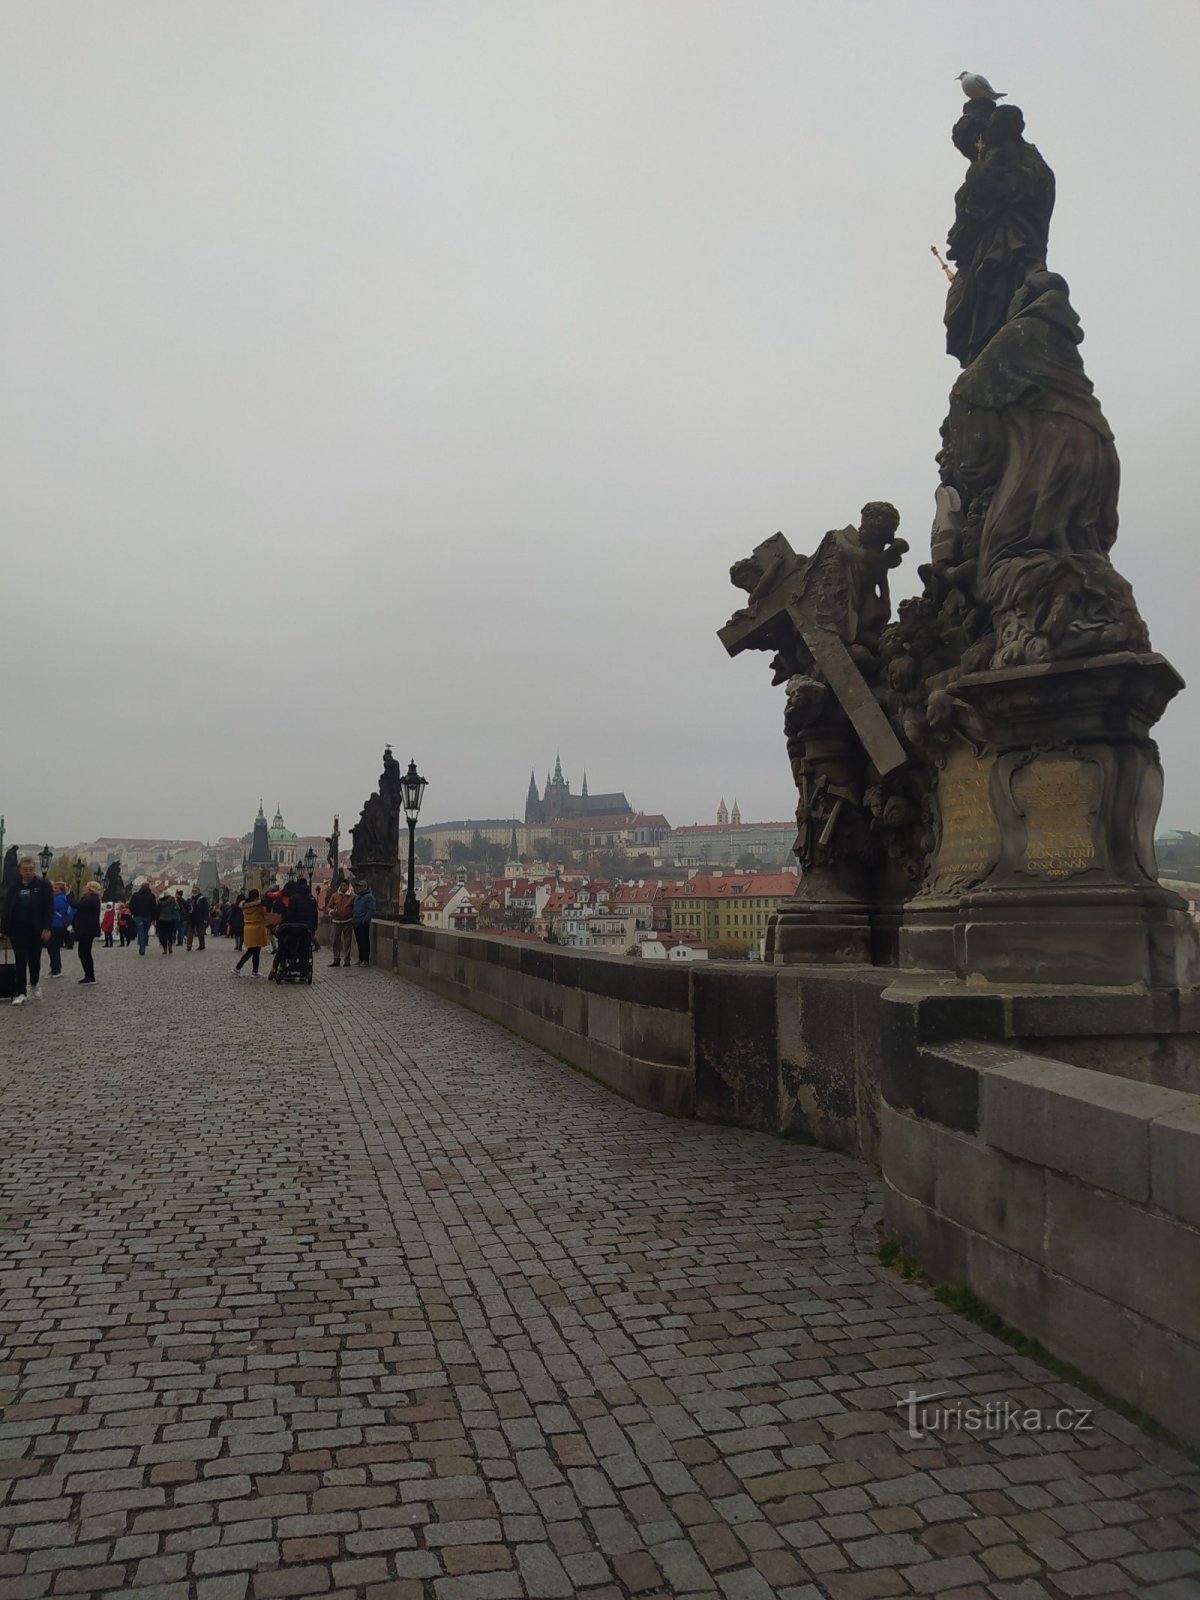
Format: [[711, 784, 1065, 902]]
[[719, 533, 907, 777]]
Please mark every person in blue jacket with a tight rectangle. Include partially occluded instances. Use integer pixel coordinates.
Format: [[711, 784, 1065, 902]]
[[48, 881, 71, 977], [351, 882, 376, 968]]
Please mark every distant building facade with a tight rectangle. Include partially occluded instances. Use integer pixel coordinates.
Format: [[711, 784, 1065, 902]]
[[669, 871, 799, 948], [664, 799, 796, 870]]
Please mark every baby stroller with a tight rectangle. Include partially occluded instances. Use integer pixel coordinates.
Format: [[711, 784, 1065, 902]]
[[270, 923, 315, 984]]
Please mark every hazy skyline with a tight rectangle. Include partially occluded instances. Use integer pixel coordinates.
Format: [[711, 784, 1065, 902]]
[[3, 1, 1198, 846]]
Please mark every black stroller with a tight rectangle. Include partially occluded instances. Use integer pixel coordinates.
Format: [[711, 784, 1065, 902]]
[[270, 924, 315, 984]]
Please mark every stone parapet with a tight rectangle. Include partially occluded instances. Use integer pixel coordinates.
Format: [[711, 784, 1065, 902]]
[[880, 1038, 1200, 1450]]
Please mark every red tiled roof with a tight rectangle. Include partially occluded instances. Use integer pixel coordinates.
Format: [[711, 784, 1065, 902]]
[[677, 873, 798, 898]]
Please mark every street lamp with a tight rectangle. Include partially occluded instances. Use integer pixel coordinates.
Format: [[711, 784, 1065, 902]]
[[400, 759, 427, 925], [303, 847, 317, 883], [73, 856, 86, 896], [38, 845, 52, 878]]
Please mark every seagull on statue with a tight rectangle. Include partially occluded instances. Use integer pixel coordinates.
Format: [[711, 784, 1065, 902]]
[[957, 70, 1006, 100]]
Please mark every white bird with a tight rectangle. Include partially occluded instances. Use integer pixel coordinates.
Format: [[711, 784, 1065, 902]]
[[957, 71, 1006, 101]]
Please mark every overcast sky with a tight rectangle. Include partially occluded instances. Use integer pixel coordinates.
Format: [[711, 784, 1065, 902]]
[[3, 0, 1197, 848]]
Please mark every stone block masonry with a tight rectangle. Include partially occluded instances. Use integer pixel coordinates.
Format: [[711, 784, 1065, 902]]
[[881, 1038, 1200, 1449], [2, 932, 1198, 1595]]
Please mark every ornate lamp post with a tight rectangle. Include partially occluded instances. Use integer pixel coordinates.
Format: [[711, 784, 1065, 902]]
[[38, 844, 52, 878], [72, 856, 86, 896], [303, 847, 317, 884], [400, 760, 427, 925]]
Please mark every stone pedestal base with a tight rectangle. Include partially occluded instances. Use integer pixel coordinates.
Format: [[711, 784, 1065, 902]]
[[901, 652, 1199, 988], [353, 859, 400, 918], [956, 884, 1198, 987], [773, 899, 873, 965]]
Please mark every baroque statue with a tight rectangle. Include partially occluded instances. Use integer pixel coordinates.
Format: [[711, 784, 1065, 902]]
[[351, 746, 403, 873], [719, 81, 1195, 986]]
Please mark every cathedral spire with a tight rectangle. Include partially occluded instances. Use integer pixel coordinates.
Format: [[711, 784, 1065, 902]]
[[717, 797, 729, 826], [581, 770, 589, 798]]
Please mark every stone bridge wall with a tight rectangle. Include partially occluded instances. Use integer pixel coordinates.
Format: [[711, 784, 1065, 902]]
[[882, 1039, 1200, 1450], [371, 922, 1200, 1447], [369, 921, 887, 1157]]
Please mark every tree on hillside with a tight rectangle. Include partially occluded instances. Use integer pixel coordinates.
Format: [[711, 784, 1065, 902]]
[[415, 837, 433, 864], [707, 939, 753, 961], [449, 841, 471, 865], [49, 853, 77, 889], [736, 852, 758, 871]]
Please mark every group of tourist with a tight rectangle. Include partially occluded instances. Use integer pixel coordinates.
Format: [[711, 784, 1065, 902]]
[[0, 858, 104, 1002], [2, 856, 378, 1003]]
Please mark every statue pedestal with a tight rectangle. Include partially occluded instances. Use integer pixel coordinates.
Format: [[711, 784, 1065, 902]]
[[901, 653, 1199, 987], [354, 859, 400, 918], [774, 897, 874, 965]]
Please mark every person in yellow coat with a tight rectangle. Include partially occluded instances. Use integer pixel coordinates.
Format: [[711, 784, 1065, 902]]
[[232, 891, 271, 978]]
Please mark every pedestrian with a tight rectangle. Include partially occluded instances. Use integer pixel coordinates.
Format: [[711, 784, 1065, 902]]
[[174, 891, 188, 947], [128, 882, 157, 955], [264, 884, 284, 953], [351, 881, 376, 967], [48, 880, 71, 977], [270, 878, 318, 978], [229, 895, 244, 950], [118, 904, 133, 946], [75, 881, 102, 984], [100, 903, 116, 947], [232, 890, 270, 977], [1, 857, 55, 1005], [156, 892, 180, 953], [326, 879, 355, 967], [186, 890, 209, 951]]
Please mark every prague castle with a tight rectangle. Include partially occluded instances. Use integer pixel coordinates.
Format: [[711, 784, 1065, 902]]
[[524, 755, 631, 826]]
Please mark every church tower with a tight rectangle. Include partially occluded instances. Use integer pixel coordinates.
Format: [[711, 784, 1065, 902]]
[[717, 797, 729, 826], [525, 769, 541, 826], [546, 753, 570, 820], [731, 799, 741, 826], [249, 801, 272, 867]]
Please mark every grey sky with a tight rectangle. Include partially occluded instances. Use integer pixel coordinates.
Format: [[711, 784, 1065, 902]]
[[3, 1, 1197, 846]]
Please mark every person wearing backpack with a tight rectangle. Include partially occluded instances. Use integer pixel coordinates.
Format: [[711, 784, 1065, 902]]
[[129, 883, 157, 955], [155, 892, 180, 954]]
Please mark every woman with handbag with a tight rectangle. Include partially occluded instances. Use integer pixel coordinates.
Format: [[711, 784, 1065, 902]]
[[232, 891, 271, 977]]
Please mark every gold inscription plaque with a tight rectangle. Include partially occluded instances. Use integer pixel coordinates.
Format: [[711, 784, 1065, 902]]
[[933, 751, 1000, 888], [1013, 757, 1102, 879]]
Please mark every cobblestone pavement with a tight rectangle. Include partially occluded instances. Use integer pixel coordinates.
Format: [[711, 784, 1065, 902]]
[[2, 941, 1198, 1600]]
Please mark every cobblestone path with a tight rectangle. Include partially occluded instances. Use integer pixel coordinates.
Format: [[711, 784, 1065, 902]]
[[2, 942, 1198, 1600]]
